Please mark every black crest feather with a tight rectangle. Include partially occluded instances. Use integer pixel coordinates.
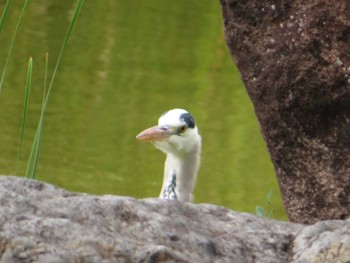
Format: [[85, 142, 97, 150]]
[[180, 113, 195, 128]]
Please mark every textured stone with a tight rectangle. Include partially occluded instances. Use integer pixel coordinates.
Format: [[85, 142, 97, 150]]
[[0, 176, 350, 262], [220, 0, 350, 224]]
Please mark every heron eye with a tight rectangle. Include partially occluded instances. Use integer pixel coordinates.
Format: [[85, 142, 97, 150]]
[[179, 125, 188, 133]]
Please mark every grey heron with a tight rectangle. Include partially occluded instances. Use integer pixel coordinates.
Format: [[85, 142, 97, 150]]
[[136, 109, 201, 202]]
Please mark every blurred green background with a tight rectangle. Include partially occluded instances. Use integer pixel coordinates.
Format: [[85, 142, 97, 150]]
[[0, 0, 287, 219]]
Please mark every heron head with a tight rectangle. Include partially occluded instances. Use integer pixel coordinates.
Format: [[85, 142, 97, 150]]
[[136, 109, 201, 156]]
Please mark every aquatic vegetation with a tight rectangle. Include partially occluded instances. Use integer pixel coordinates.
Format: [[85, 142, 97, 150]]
[[0, 0, 84, 179]]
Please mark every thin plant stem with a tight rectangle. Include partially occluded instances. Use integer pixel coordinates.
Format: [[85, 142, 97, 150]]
[[0, 0, 30, 92], [17, 57, 32, 176], [0, 0, 12, 34], [30, 53, 49, 179], [25, 0, 84, 179]]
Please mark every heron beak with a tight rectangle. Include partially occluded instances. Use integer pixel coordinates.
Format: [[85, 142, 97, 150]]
[[136, 125, 172, 142]]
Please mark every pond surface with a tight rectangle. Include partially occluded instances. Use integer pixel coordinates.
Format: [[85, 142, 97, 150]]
[[0, 0, 287, 219]]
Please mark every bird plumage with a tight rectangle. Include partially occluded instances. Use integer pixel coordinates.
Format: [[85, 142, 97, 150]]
[[161, 170, 177, 200], [136, 109, 201, 202]]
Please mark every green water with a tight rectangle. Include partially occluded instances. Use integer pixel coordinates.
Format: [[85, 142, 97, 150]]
[[0, 0, 287, 219]]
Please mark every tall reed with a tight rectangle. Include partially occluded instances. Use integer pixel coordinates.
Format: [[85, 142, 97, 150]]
[[25, 0, 84, 179], [1, 0, 84, 178], [0, 0, 12, 34], [0, 0, 30, 92], [31, 53, 49, 178], [15, 58, 32, 175]]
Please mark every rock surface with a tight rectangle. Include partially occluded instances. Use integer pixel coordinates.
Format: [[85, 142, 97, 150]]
[[0, 176, 350, 262], [220, 0, 350, 224]]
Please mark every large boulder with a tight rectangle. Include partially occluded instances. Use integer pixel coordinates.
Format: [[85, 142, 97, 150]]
[[0, 176, 349, 262], [220, 0, 350, 224]]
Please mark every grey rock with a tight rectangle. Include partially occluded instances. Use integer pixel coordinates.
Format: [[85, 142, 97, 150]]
[[219, 0, 350, 224], [0, 176, 349, 262]]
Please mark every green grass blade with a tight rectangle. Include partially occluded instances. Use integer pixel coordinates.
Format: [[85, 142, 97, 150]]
[[29, 53, 49, 179], [255, 206, 265, 217], [0, 0, 30, 92], [42, 52, 48, 109], [265, 188, 273, 204], [25, 0, 84, 179], [43, 0, 84, 108], [29, 115, 42, 179], [16, 57, 32, 176], [25, 123, 39, 178], [0, 0, 12, 33]]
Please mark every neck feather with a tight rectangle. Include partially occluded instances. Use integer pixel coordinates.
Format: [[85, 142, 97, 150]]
[[160, 142, 201, 202]]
